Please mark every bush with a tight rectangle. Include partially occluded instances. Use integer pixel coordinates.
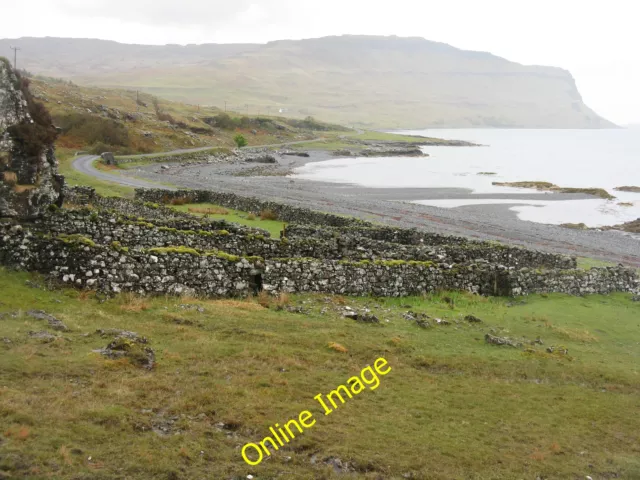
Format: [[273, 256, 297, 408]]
[[204, 113, 238, 130], [55, 113, 130, 150], [284, 116, 348, 132], [234, 134, 248, 148], [260, 209, 278, 221], [2, 171, 17, 186], [170, 196, 192, 206], [157, 111, 176, 124]]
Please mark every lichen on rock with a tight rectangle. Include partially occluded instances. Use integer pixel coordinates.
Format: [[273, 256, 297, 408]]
[[0, 57, 64, 219]]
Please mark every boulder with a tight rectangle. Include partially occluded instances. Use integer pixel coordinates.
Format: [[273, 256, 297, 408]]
[[100, 152, 117, 165], [244, 154, 277, 164], [0, 58, 63, 219]]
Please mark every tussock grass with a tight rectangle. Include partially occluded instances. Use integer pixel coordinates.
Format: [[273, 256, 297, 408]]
[[188, 206, 229, 215], [2, 171, 17, 186], [259, 208, 278, 221], [0, 268, 639, 478]]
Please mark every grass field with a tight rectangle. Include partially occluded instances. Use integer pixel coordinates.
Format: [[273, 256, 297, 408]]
[[291, 130, 443, 152], [170, 203, 286, 238], [1, 267, 639, 479]]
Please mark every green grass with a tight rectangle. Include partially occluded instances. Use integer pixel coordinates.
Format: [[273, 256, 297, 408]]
[[115, 148, 233, 169], [291, 140, 362, 151], [577, 257, 618, 270], [353, 131, 445, 143], [292, 130, 448, 152], [170, 203, 286, 238], [1, 267, 639, 479]]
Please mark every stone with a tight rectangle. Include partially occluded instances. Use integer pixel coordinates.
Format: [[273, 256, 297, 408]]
[[96, 334, 155, 369], [485, 333, 522, 348], [0, 58, 64, 219], [100, 152, 117, 165], [465, 314, 483, 323], [27, 309, 69, 331], [28, 331, 57, 342], [343, 310, 359, 320], [547, 346, 569, 355], [244, 154, 276, 164]]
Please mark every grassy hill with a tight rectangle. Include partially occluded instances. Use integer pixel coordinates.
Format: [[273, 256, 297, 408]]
[[27, 75, 344, 155], [1, 35, 615, 129], [1, 268, 639, 479], [20, 74, 352, 196]]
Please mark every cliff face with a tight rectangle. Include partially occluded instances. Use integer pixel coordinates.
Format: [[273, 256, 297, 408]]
[[0, 36, 615, 129], [0, 58, 63, 219]]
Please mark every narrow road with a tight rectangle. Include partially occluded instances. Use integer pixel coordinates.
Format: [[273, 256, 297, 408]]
[[72, 137, 326, 190]]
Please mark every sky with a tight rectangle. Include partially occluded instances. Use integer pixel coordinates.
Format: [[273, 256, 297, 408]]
[[2, 0, 638, 125]]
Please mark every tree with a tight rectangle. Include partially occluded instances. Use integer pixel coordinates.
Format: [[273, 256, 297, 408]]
[[234, 134, 248, 148]]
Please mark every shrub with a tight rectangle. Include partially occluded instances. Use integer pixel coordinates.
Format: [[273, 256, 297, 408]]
[[247, 213, 256, 221], [273, 293, 290, 310], [256, 291, 271, 308], [2, 171, 17, 186], [157, 111, 176, 124], [260, 209, 278, 221], [55, 113, 130, 151], [170, 196, 192, 206], [188, 206, 229, 215], [234, 134, 248, 148], [204, 113, 238, 130]]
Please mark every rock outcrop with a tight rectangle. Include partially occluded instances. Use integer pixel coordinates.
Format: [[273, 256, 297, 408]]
[[0, 57, 63, 219]]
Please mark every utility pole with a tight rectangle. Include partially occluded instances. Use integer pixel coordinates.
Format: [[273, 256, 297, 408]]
[[136, 90, 139, 112], [224, 101, 227, 112], [245, 104, 249, 116], [267, 106, 271, 116], [9, 46, 21, 70]]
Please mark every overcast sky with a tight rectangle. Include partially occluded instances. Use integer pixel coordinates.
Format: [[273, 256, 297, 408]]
[[2, 0, 638, 125]]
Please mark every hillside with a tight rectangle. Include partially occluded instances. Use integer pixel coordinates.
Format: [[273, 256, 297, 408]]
[[24, 76, 336, 154], [1, 35, 615, 129]]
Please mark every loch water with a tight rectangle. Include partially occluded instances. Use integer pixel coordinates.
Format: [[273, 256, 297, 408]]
[[293, 128, 640, 227]]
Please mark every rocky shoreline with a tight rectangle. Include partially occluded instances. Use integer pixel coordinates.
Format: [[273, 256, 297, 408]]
[[113, 147, 640, 268]]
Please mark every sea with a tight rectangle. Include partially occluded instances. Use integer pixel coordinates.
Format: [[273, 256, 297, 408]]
[[293, 129, 640, 228]]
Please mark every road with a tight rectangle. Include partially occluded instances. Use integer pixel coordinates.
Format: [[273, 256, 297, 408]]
[[71, 137, 327, 190]]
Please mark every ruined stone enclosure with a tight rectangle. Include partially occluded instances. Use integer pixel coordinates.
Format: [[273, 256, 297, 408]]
[[0, 186, 638, 299], [0, 58, 63, 219]]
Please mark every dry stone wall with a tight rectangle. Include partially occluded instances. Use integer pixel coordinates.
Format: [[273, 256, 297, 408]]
[[135, 188, 368, 228], [284, 224, 577, 269], [1, 223, 637, 298], [134, 188, 576, 269], [2, 188, 637, 299], [35, 208, 567, 269]]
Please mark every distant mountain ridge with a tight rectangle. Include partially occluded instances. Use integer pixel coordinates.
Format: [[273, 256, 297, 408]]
[[0, 35, 615, 129]]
